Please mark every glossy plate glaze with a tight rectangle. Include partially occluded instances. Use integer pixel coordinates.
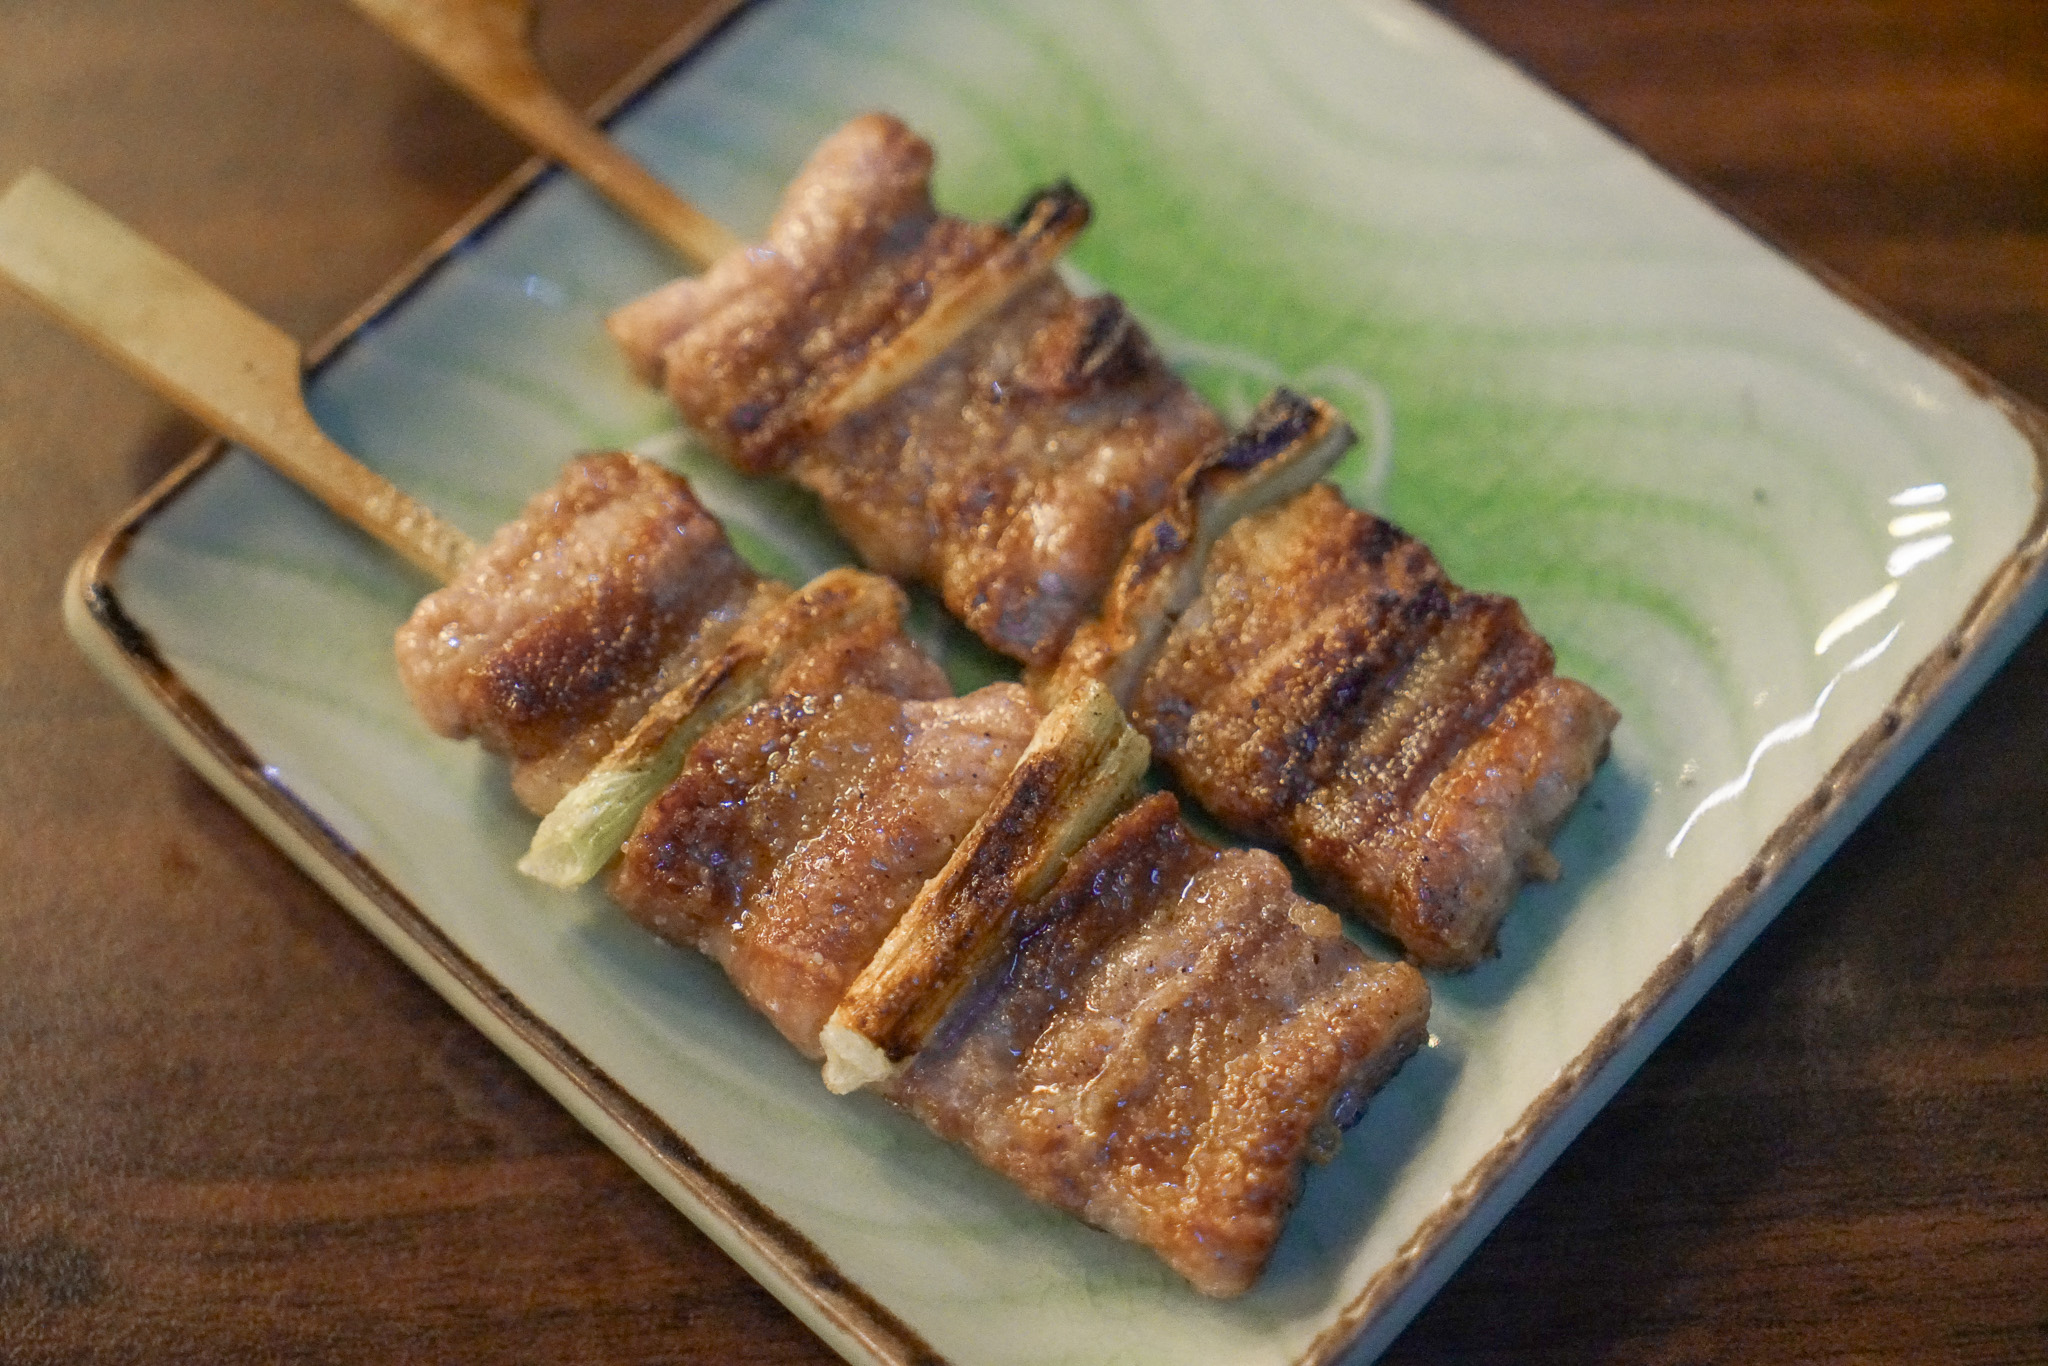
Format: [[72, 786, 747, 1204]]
[[64, 1, 2048, 1363]]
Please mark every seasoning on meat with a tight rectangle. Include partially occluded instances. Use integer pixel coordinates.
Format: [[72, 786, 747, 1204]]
[[882, 791, 1431, 1297], [394, 451, 771, 813], [609, 112, 1225, 666], [1112, 484, 1619, 968]]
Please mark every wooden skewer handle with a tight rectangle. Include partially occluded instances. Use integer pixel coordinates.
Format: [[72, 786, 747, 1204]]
[[0, 170, 473, 584], [349, 0, 741, 270]]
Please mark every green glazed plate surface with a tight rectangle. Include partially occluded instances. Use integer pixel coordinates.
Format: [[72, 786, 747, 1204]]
[[67, 1, 2048, 1362]]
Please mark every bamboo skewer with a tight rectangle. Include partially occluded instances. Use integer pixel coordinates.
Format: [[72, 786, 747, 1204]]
[[346, 0, 740, 270], [0, 170, 474, 583], [2, 174, 1431, 1295], [0, 168, 1143, 904], [346, 5, 1102, 434]]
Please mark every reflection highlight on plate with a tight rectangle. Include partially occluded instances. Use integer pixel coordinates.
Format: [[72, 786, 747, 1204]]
[[1887, 510, 1951, 539], [1889, 482, 1947, 508], [1814, 582, 1898, 657], [1887, 535, 1954, 579], [1674, 468, 1967, 856], [1667, 624, 1902, 858]]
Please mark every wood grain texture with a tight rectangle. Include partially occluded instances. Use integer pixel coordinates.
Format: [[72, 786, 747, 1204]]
[[0, 2, 2041, 1363]]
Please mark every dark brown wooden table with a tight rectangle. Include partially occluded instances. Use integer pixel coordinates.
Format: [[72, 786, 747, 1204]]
[[3, 3, 2042, 1361]]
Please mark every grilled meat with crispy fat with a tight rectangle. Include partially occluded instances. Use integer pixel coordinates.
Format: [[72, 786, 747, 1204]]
[[394, 452, 772, 813], [609, 113, 1224, 666], [886, 792, 1430, 1297], [393, 453, 1430, 1295], [610, 115, 1619, 966], [1119, 484, 1619, 967]]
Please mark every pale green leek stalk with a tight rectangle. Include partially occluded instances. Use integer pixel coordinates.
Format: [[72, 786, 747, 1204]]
[[518, 568, 902, 889], [517, 676, 752, 888]]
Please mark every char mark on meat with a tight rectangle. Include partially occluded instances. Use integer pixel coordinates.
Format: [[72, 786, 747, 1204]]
[[608, 112, 1224, 666], [886, 791, 1430, 1297], [393, 452, 768, 814], [607, 583, 1040, 1056], [1127, 484, 1619, 968]]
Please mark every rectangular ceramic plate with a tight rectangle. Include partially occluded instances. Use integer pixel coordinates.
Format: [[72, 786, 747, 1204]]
[[64, 1, 2048, 1362]]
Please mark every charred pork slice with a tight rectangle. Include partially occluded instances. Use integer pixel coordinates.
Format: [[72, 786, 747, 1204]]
[[395, 452, 773, 813], [793, 277, 1223, 666], [1130, 484, 1618, 968], [608, 612, 1040, 1055], [885, 791, 1430, 1298], [606, 111, 1010, 459], [608, 112, 1224, 666]]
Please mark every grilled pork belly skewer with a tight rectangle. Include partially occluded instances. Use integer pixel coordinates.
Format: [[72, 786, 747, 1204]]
[[611, 113, 1230, 668], [346, 0, 740, 269], [0, 176, 1433, 1302], [607, 114, 1618, 969], [390, 451, 1430, 1294]]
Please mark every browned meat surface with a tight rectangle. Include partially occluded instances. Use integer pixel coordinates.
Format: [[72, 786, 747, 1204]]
[[609, 113, 1225, 666], [390, 451, 1438, 1295], [1131, 484, 1619, 967], [608, 112, 1008, 473], [793, 279, 1223, 666], [738, 685, 1042, 1050], [394, 453, 770, 813], [887, 792, 1430, 1297], [609, 612, 1041, 1054]]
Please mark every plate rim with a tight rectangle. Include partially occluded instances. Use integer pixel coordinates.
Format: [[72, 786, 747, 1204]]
[[56, 2, 2048, 1362], [63, 453, 950, 1366]]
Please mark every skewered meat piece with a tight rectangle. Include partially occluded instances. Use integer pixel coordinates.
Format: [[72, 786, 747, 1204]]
[[796, 279, 1224, 668], [873, 792, 1430, 1297], [612, 646, 1425, 1294], [389, 448, 1428, 1295], [610, 116, 1618, 968], [607, 111, 1007, 424], [816, 690, 1427, 1296], [1089, 483, 1619, 968], [820, 677, 1153, 1088], [609, 113, 1225, 666], [609, 624, 1040, 1055], [394, 452, 774, 813]]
